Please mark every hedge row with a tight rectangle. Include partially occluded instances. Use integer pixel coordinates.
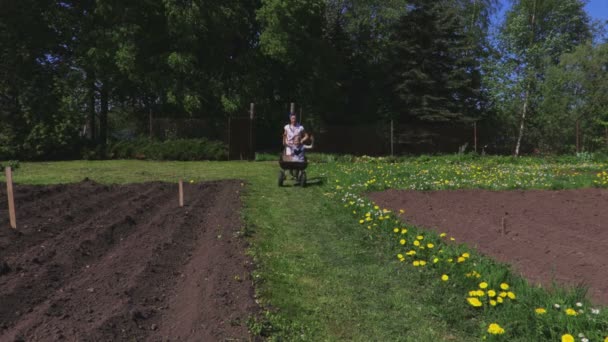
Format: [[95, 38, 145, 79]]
[[103, 138, 228, 161]]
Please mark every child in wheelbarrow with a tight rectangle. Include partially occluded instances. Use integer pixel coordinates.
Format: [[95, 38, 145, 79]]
[[287, 135, 311, 162]]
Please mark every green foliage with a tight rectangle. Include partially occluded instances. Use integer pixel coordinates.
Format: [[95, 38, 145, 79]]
[[387, 0, 484, 123], [537, 42, 608, 153], [490, 0, 592, 154], [0, 161, 21, 172], [107, 138, 228, 161]]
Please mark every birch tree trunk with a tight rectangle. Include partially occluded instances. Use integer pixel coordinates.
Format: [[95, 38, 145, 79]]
[[514, 0, 537, 157], [514, 85, 529, 156]]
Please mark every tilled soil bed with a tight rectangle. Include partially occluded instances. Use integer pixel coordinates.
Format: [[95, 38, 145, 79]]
[[0, 180, 257, 341], [369, 188, 608, 304]]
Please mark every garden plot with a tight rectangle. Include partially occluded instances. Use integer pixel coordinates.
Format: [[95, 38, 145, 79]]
[[369, 188, 608, 304], [0, 180, 256, 341]]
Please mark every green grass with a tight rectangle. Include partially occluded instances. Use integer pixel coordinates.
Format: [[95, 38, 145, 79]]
[[2, 157, 607, 341]]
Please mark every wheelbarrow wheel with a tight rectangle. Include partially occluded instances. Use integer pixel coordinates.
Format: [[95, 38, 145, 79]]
[[299, 171, 307, 187], [278, 170, 285, 187]]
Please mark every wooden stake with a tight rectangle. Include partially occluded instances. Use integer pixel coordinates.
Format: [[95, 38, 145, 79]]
[[5, 167, 16, 229], [178, 179, 184, 207]]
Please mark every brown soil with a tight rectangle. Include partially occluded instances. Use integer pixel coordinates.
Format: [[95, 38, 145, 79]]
[[369, 188, 608, 305], [0, 180, 257, 341]]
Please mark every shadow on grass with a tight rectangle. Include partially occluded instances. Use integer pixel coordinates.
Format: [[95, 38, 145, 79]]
[[279, 176, 325, 188]]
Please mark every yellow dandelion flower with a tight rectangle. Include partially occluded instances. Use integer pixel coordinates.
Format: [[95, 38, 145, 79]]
[[604, 337, 608, 342], [406, 250, 416, 256], [400, 239, 406, 245], [401, 228, 407, 234], [487, 323, 505, 335], [397, 254, 404, 259], [450, 237, 455, 241], [457, 257, 466, 263], [565, 308, 577, 316], [393, 228, 399, 233], [416, 235, 424, 240], [399, 209, 405, 214], [441, 274, 449, 281], [487, 290, 496, 297], [413, 261, 420, 267], [433, 257, 439, 263], [365, 212, 371, 217], [359, 220, 364, 224], [462, 252, 470, 258], [476, 290, 485, 297], [499, 291, 508, 298], [440, 233, 447, 238], [419, 260, 427, 266], [535, 308, 546, 314], [374, 205, 379, 210], [479, 282, 488, 289], [561, 334, 575, 342], [507, 292, 516, 300], [413, 240, 420, 246], [427, 243, 434, 248], [447, 258, 453, 263], [469, 290, 477, 297], [497, 297, 504, 304], [500, 283, 509, 290], [467, 297, 483, 307], [490, 300, 497, 306]]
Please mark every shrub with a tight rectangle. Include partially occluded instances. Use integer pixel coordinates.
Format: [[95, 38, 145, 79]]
[[107, 138, 227, 161], [0, 160, 20, 172]]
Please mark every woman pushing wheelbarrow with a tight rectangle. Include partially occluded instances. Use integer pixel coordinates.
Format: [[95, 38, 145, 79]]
[[279, 112, 313, 187]]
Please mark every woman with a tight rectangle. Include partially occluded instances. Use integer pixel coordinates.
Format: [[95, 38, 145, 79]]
[[283, 112, 309, 155]]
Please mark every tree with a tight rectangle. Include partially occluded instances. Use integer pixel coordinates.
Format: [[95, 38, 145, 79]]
[[0, 0, 84, 159], [387, 0, 483, 123], [495, 0, 591, 155], [538, 42, 608, 152]]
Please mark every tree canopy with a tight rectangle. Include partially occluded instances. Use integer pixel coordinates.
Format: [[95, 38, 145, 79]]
[[0, 0, 605, 158]]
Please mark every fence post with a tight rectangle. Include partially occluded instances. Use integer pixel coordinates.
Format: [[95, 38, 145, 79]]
[[576, 119, 580, 153], [390, 119, 394, 156], [474, 121, 478, 153], [250, 103, 255, 160], [5, 167, 16, 229], [149, 108, 153, 139]]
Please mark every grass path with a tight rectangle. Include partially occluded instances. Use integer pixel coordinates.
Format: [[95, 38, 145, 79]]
[[1, 160, 474, 341]]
